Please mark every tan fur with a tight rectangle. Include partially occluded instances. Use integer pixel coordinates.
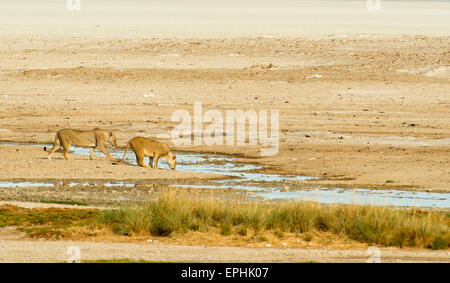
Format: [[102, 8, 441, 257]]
[[119, 136, 176, 170], [47, 128, 117, 161]]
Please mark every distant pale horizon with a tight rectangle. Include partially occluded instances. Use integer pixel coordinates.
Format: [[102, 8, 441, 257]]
[[0, 0, 448, 38]]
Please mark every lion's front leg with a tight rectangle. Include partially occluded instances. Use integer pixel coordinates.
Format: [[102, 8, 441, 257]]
[[97, 145, 116, 162], [89, 148, 95, 160]]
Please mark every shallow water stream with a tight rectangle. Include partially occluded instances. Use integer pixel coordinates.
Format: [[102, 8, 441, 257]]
[[1, 142, 449, 209]]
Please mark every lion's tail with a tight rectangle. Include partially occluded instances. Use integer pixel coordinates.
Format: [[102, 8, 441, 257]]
[[118, 141, 131, 164]]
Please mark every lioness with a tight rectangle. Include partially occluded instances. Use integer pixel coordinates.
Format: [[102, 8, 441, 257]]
[[47, 128, 118, 161], [119, 136, 176, 170]]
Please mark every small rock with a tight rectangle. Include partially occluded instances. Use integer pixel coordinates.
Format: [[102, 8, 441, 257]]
[[144, 91, 156, 98], [281, 186, 290, 192]]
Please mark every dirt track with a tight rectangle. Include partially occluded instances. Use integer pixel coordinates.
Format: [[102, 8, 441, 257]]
[[0, 238, 448, 263]]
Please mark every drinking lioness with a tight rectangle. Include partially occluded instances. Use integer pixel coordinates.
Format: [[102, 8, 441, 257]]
[[118, 136, 176, 170]]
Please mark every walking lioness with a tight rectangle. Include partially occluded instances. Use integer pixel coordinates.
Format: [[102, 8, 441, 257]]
[[47, 128, 118, 161], [119, 137, 176, 170]]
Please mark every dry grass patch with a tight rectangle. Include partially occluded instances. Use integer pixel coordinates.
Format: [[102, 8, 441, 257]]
[[0, 204, 99, 239], [1, 194, 448, 250], [96, 192, 449, 250]]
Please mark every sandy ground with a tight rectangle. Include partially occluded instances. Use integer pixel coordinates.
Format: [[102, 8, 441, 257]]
[[0, 238, 448, 263], [0, 144, 222, 181], [0, 35, 449, 192], [0, 177, 248, 206]]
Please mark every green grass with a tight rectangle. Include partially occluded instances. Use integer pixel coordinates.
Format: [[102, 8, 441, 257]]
[[0, 204, 99, 239], [20, 226, 72, 239], [96, 193, 450, 250], [1, 194, 448, 250], [40, 200, 89, 206], [0, 205, 98, 227], [220, 222, 233, 236], [431, 236, 448, 250], [303, 232, 314, 242]]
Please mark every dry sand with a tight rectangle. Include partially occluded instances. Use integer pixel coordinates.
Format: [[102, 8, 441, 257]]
[[0, 35, 448, 192], [0, 238, 448, 263], [0, 144, 222, 181]]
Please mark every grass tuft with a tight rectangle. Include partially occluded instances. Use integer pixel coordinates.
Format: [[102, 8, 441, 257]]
[[0, 204, 99, 239], [40, 200, 89, 206], [95, 192, 449, 249]]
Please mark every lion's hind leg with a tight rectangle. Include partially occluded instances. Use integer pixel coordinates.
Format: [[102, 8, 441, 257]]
[[60, 137, 73, 160], [62, 144, 72, 160], [47, 133, 61, 160]]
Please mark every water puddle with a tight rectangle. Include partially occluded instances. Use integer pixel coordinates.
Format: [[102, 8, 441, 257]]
[[0, 142, 449, 209]]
